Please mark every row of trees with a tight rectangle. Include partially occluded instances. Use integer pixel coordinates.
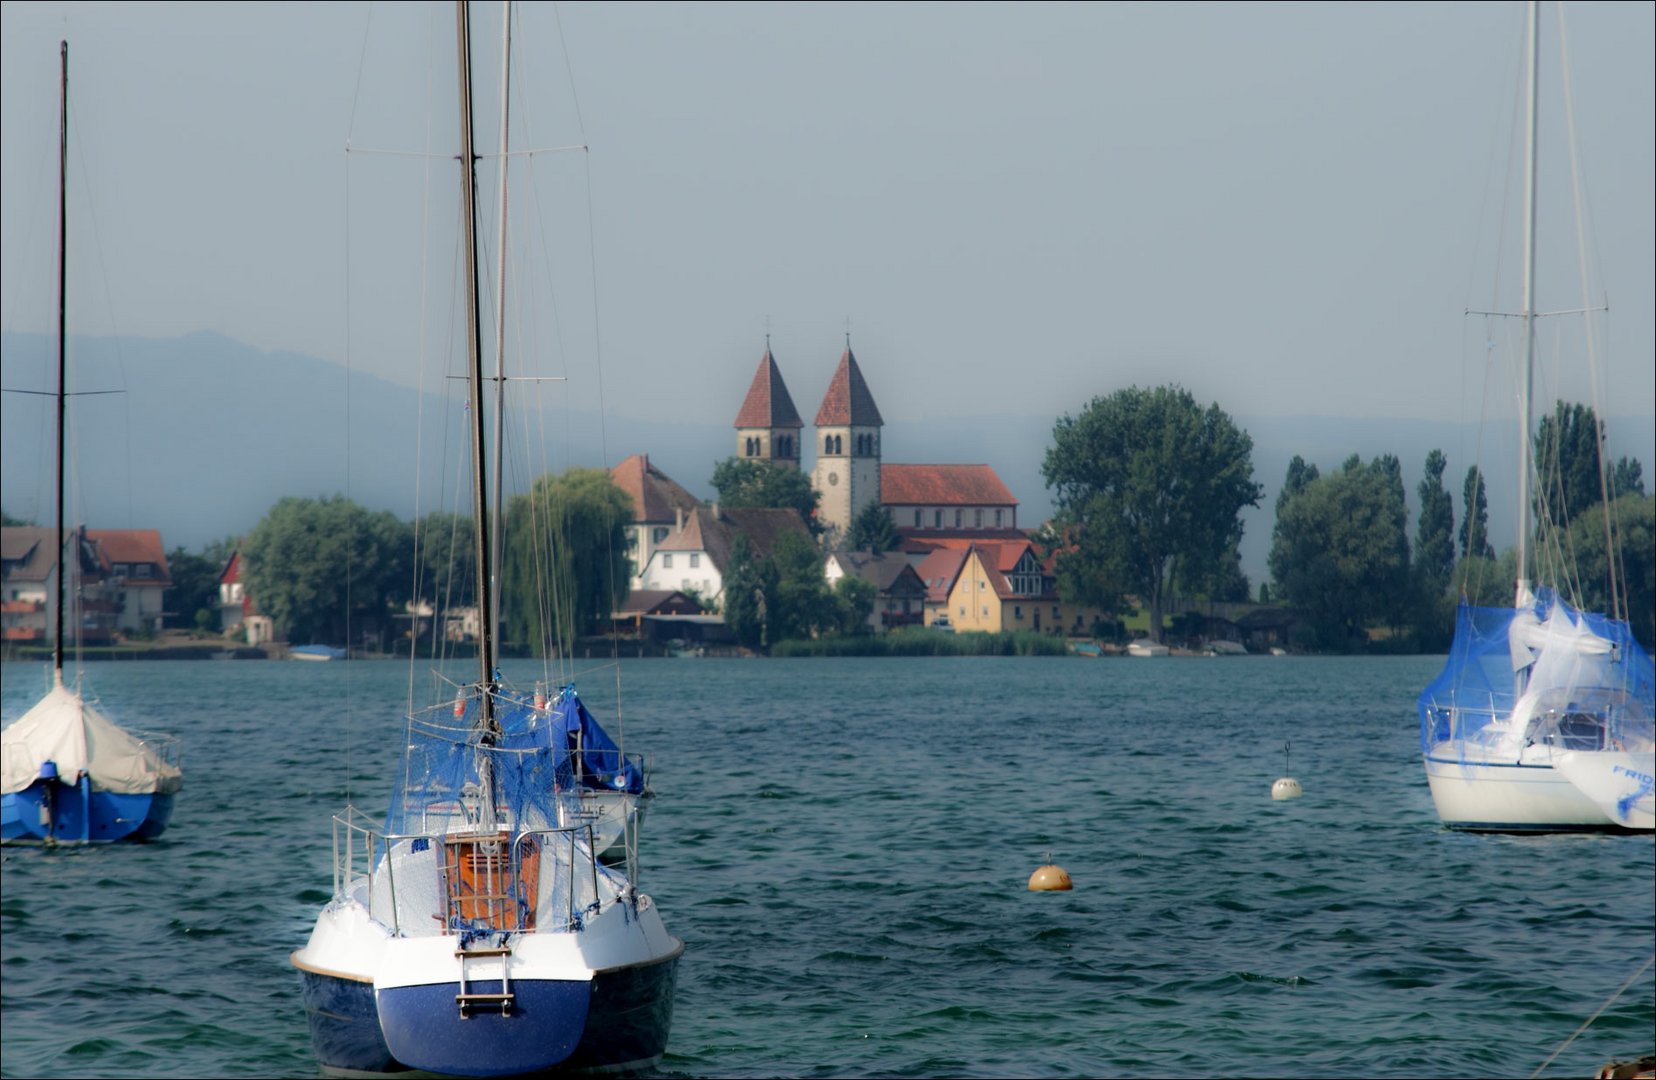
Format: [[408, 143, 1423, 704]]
[[230, 467, 631, 653], [1034, 387, 1651, 652]]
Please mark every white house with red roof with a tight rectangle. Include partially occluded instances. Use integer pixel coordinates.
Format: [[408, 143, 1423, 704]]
[[610, 453, 703, 592], [636, 505, 813, 607]]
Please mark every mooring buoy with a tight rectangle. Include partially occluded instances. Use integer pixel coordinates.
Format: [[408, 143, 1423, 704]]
[[1028, 852, 1073, 891], [1271, 739, 1303, 799]]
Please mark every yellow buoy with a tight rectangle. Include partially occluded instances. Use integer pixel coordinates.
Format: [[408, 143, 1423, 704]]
[[1028, 863, 1073, 891]]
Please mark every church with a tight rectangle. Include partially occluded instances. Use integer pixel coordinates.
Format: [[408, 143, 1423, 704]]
[[731, 340, 1019, 542]]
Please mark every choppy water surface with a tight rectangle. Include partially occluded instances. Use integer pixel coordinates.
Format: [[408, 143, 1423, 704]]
[[2, 655, 1651, 1078]]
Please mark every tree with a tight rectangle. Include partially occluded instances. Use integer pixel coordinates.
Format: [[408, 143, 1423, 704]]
[[832, 574, 878, 635], [1566, 493, 1654, 649], [242, 496, 412, 645], [413, 511, 476, 611], [1609, 456, 1646, 499], [710, 457, 820, 530], [1268, 456, 1411, 650], [1460, 466, 1494, 560], [1043, 385, 1262, 643], [845, 500, 899, 553], [165, 538, 235, 632], [1534, 401, 1605, 531], [769, 529, 835, 642], [500, 468, 632, 655], [720, 534, 774, 651], [1415, 450, 1455, 590], [2, 509, 34, 526], [1412, 450, 1456, 650]]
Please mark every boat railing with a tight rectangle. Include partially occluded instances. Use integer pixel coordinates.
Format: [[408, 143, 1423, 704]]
[[331, 810, 635, 937]]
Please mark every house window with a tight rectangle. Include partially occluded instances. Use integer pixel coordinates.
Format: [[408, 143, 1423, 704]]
[[663, 554, 674, 568], [1015, 606, 1023, 618], [1052, 607, 1060, 619], [995, 509, 1003, 526], [975, 509, 982, 528], [933, 510, 942, 528], [652, 527, 669, 544], [690, 554, 700, 568], [913, 510, 921, 527], [954, 509, 962, 528]]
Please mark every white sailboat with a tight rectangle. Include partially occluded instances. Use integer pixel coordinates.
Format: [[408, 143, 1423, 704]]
[[1417, 2, 1654, 833], [1, 41, 183, 846], [291, 5, 680, 1073]]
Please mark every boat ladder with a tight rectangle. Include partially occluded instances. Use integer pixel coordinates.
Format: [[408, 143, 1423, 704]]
[[454, 945, 514, 1018]]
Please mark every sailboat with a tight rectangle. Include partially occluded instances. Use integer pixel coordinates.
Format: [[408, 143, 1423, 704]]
[[1417, 3, 1654, 833], [290, 5, 681, 1075], [1, 42, 183, 846]]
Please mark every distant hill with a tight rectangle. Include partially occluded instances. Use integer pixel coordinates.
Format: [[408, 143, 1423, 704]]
[[4, 331, 1649, 590]]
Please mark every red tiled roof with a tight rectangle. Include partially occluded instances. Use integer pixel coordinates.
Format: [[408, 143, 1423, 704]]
[[914, 547, 969, 603], [733, 348, 804, 430], [814, 348, 883, 427], [610, 454, 701, 525], [881, 464, 1016, 507], [85, 529, 171, 583], [656, 506, 813, 576]]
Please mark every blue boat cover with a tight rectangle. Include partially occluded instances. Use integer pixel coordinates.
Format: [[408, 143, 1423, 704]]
[[1419, 589, 1655, 753], [384, 684, 640, 840]]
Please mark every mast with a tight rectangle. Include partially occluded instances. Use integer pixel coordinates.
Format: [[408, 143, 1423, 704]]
[[1515, 0, 1538, 605], [455, 2, 497, 722], [53, 40, 68, 683], [489, 1, 511, 652]]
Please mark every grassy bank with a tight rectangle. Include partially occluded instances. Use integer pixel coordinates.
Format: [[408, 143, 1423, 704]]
[[770, 628, 1069, 658]]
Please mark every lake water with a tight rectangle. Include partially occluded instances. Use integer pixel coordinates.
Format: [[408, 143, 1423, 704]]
[[2, 655, 1652, 1079]]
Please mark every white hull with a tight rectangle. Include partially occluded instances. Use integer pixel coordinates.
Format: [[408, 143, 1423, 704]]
[[1423, 745, 1654, 832]]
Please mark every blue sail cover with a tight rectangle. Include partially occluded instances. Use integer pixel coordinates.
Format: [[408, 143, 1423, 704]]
[[1419, 589, 1656, 753], [384, 684, 639, 840]]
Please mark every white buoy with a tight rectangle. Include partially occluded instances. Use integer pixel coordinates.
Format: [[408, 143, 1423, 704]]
[[1028, 851, 1073, 891], [1271, 740, 1303, 800]]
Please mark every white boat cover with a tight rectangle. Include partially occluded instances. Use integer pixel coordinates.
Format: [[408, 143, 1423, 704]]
[[0, 682, 182, 796]]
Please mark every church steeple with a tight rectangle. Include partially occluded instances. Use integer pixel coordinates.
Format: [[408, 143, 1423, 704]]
[[812, 339, 884, 540], [733, 338, 803, 467]]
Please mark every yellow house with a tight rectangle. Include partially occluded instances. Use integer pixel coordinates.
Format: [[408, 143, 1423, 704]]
[[930, 541, 1111, 635]]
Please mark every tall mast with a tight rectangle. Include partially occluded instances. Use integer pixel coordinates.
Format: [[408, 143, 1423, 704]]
[[1515, 0, 1538, 605], [489, 1, 511, 651], [53, 40, 68, 683], [455, 2, 496, 718]]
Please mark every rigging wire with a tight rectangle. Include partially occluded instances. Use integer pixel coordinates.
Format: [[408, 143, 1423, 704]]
[[1528, 951, 1654, 1079]]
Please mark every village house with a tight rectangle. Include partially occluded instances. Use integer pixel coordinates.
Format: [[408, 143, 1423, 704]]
[[2, 526, 130, 646], [823, 551, 927, 632], [610, 453, 703, 593], [883, 463, 1019, 534], [85, 529, 171, 636], [217, 549, 275, 645], [635, 504, 813, 608]]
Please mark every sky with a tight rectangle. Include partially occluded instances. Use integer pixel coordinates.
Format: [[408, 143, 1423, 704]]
[[2, 2, 1653, 519]]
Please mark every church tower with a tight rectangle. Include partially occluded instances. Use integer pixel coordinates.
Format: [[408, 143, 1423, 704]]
[[812, 341, 883, 540], [732, 340, 803, 468]]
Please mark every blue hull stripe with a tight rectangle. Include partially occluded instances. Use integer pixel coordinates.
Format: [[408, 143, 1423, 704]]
[[1, 783, 175, 844], [299, 953, 678, 1077]]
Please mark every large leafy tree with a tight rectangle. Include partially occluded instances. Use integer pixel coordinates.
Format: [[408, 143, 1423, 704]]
[[1268, 456, 1411, 651], [500, 468, 632, 655], [710, 457, 821, 531], [1042, 385, 1261, 642], [1566, 493, 1654, 648], [845, 500, 899, 553], [1460, 466, 1494, 560], [242, 495, 412, 645]]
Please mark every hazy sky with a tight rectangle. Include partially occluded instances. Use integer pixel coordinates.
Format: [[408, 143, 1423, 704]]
[[3, 1, 1652, 446]]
